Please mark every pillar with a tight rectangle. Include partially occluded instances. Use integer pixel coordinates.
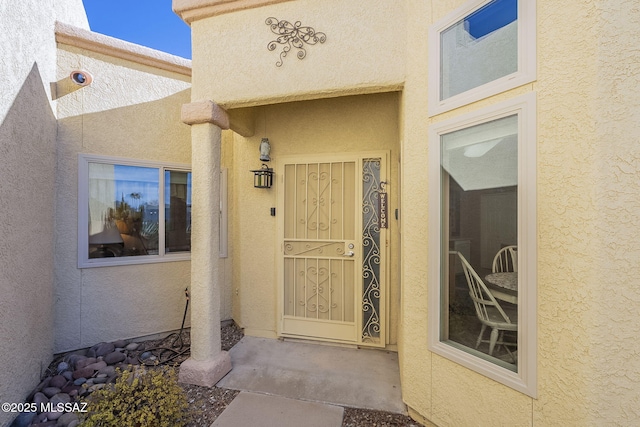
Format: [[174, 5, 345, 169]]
[[178, 100, 232, 386]]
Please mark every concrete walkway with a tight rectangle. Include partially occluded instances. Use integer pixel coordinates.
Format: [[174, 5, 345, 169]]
[[212, 391, 344, 427], [213, 336, 405, 425]]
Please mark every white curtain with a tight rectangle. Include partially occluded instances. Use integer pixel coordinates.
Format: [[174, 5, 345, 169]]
[[88, 163, 116, 236]]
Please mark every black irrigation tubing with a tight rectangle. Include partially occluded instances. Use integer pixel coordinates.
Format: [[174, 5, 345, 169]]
[[138, 288, 191, 366]]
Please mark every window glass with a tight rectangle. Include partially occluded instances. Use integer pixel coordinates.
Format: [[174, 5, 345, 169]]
[[165, 170, 192, 253], [81, 155, 192, 266], [88, 164, 160, 258], [440, 115, 518, 371], [440, 0, 518, 100]]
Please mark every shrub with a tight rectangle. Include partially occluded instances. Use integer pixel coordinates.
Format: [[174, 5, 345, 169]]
[[81, 366, 190, 427]]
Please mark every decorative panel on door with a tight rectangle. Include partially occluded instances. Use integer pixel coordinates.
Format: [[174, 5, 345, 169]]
[[279, 155, 387, 346]]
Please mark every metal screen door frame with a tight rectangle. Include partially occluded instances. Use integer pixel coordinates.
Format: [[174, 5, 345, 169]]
[[276, 152, 388, 347]]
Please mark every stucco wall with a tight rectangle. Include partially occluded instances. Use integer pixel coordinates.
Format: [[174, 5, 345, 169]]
[[181, 0, 640, 425], [229, 93, 400, 344], [54, 43, 193, 352], [0, 1, 88, 423], [399, 0, 640, 426], [190, 0, 405, 108]]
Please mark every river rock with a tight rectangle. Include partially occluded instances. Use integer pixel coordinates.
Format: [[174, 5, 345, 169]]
[[98, 365, 116, 377], [125, 342, 140, 351], [49, 375, 67, 389], [42, 387, 61, 398], [57, 412, 79, 427], [56, 362, 69, 373], [64, 355, 85, 369], [75, 357, 96, 370], [45, 411, 63, 422], [8, 411, 35, 427], [93, 342, 115, 357], [72, 367, 93, 380], [85, 361, 107, 371], [32, 392, 48, 407], [112, 339, 127, 348], [92, 376, 108, 384], [103, 351, 126, 365], [50, 393, 70, 405]]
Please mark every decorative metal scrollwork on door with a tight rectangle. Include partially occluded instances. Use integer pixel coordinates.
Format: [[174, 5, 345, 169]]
[[362, 159, 382, 343]]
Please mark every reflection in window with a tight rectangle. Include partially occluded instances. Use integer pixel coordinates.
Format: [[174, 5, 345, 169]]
[[440, 0, 518, 100], [165, 170, 192, 253], [440, 114, 518, 371], [85, 159, 191, 262]]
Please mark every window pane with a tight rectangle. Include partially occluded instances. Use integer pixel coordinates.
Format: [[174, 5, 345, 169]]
[[88, 164, 159, 258], [441, 115, 518, 370], [165, 170, 191, 253], [440, 0, 518, 100]]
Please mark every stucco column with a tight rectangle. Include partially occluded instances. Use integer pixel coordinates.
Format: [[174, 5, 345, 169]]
[[178, 100, 232, 386]]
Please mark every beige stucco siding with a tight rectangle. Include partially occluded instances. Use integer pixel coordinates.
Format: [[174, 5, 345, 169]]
[[190, 0, 405, 108], [399, 0, 640, 425], [54, 44, 193, 351], [0, 1, 88, 423], [534, 0, 640, 423], [229, 93, 400, 344]]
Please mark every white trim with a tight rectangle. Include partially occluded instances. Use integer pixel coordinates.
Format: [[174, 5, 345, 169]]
[[428, 93, 537, 397], [78, 154, 192, 268], [428, 0, 536, 116]]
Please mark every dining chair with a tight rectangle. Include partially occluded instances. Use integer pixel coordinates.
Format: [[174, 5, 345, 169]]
[[492, 245, 518, 273], [455, 251, 517, 358]]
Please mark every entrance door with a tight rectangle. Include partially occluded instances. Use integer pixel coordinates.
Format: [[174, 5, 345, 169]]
[[278, 153, 387, 347]]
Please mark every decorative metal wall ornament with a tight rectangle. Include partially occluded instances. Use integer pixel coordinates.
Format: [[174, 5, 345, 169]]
[[265, 17, 326, 67]]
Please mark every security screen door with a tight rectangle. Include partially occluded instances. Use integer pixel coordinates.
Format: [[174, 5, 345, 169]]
[[279, 154, 387, 347]]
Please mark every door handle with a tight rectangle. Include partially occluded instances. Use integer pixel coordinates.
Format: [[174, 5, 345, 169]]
[[343, 251, 354, 257]]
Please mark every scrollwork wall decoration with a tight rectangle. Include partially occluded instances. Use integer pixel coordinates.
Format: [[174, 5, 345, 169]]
[[266, 17, 326, 67]]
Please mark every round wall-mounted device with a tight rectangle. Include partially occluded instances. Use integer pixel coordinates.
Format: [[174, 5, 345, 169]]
[[70, 70, 93, 87]]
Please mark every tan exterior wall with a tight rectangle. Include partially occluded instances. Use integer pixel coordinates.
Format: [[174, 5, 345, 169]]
[[399, 0, 640, 425], [185, 0, 640, 425], [190, 0, 405, 108], [54, 43, 193, 352], [0, 1, 88, 423], [229, 93, 400, 344]]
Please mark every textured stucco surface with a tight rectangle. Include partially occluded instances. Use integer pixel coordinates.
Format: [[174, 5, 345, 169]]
[[190, 0, 405, 108], [0, 1, 88, 424], [54, 43, 193, 352], [398, 0, 640, 425], [533, 0, 640, 424], [228, 93, 401, 344]]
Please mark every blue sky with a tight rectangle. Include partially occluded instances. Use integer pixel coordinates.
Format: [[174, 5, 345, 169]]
[[82, 0, 192, 59]]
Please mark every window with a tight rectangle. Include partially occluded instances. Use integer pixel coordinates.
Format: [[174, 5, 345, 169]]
[[428, 93, 536, 396], [428, 0, 536, 115], [78, 155, 191, 267]]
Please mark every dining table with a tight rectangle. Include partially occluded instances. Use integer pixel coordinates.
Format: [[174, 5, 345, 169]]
[[484, 272, 518, 304]]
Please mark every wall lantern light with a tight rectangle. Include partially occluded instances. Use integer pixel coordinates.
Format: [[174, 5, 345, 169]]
[[251, 164, 274, 188]]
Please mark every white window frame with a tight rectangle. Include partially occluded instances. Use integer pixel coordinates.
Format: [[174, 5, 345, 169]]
[[78, 154, 192, 268], [427, 93, 537, 397], [428, 0, 536, 116]]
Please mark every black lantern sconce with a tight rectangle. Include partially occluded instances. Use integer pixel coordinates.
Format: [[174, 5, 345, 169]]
[[251, 164, 274, 188]]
